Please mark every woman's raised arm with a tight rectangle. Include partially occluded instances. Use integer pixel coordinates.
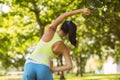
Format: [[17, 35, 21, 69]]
[[41, 8, 90, 42]]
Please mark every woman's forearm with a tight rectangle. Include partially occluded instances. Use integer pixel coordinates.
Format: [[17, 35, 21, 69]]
[[63, 9, 84, 17], [51, 65, 72, 72], [53, 9, 83, 25], [50, 8, 90, 30]]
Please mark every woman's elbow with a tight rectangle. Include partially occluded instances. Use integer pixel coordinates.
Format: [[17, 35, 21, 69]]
[[67, 65, 73, 70]]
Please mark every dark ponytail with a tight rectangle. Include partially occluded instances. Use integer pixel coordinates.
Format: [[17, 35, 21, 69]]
[[61, 21, 77, 47]]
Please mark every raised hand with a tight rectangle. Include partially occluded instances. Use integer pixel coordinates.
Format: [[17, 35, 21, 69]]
[[82, 8, 91, 15]]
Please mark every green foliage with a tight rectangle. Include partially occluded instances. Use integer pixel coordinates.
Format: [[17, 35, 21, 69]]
[[0, 0, 120, 71], [0, 1, 39, 69], [87, 0, 120, 60]]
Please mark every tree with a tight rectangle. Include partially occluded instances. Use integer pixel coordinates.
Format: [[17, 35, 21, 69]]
[[72, 0, 120, 76], [0, 0, 120, 78], [0, 1, 39, 69]]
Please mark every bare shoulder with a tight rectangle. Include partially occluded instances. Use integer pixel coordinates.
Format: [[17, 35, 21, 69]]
[[52, 41, 70, 55], [41, 27, 55, 42]]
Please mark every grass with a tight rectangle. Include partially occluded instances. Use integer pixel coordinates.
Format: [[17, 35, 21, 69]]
[[0, 74, 120, 80], [0, 76, 21, 80], [54, 74, 120, 80], [82, 74, 120, 80]]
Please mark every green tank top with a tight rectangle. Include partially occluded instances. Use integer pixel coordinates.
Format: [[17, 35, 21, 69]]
[[29, 32, 62, 67]]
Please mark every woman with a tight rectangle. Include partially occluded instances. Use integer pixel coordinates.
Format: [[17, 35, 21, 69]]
[[23, 8, 90, 80]]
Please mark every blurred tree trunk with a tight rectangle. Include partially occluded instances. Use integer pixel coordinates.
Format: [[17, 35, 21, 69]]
[[31, 0, 45, 38], [34, 9, 45, 37], [60, 55, 65, 80], [57, 59, 60, 75], [76, 56, 83, 76]]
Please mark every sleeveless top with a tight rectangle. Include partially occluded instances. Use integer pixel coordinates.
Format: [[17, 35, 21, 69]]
[[29, 32, 62, 67]]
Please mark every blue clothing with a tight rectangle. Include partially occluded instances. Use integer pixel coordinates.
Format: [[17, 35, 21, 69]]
[[22, 59, 53, 80]]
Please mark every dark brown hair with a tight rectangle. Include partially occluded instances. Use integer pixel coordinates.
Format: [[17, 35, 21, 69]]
[[61, 21, 77, 47]]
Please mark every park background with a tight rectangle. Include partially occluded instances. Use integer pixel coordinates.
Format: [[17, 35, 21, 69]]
[[0, 0, 120, 80]]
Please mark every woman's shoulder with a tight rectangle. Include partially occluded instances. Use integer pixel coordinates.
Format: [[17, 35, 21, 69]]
[[54, 41, 65, 47], [52, 41, 69, 54]]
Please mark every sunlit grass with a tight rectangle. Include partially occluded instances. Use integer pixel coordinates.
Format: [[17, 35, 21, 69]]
[[54, 74, 120, 80], [0, 74, 120, 80], [0, 75, 21, 80]]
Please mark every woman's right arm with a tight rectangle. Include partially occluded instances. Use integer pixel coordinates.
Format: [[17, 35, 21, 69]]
[[50, 42, 72, 72], [41, 8, 90, 42]]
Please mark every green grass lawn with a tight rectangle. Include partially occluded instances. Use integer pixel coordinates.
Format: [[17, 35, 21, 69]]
[[0, 74, 120, 80], [54, 74, 120, 80], [0, 75, 21, 80]]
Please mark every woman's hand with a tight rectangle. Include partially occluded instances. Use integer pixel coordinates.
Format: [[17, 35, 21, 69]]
[[50, 67, 55, 72], [82, 8, 91, 15]]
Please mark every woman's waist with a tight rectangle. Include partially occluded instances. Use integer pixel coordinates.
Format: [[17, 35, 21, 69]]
[[26, 57, 50, 67]]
